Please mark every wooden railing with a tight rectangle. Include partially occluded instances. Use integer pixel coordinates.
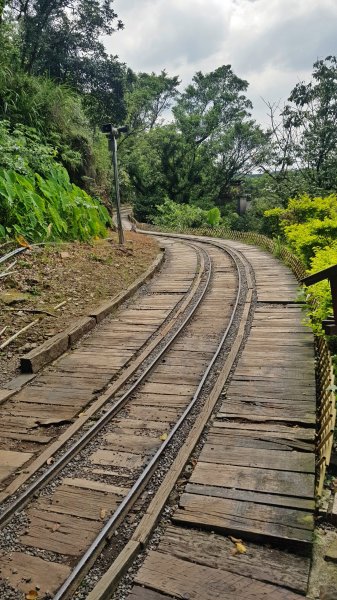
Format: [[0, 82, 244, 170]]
[[132, 218, 336, 497], [315, 336, 337, 496]]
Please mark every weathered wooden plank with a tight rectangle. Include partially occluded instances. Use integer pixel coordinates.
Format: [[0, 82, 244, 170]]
[[0, 450, 33, 483], [20, 509, 101, 555], [220, 399, 315, 416], [139, 382, 195, 396], [158, 525, 310, 593], [199, 444, 315, 473], [190, 462, 315, 498], [37, 485, 121, 520], [104, 432, 160, 453], [174, 494, 313, 546], [206, 431, 314, 452], [113, 419, 168, 432], [126, 405, 180, 423], [135, 551, 303, 599], [0, 552, 71, 596], [127, 587, 172, 600], [179, 493, 314, 531], [0, 431, 52, 444], [131, 393, 190, 408], [90, 449, 144, 469], [146, 372, 201, 385], [211, 421, 315, 441], [62, 477, 128, 495], [217, 409, 315, 425], [185, 483, 315, 510], [227, 386, 315, 399]]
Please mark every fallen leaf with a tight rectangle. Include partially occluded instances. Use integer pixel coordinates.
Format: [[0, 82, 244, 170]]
[[228, 536, 247, 555], [229, 536, 242, 544], [16, 235, 32, 249], [25, 591, 38, 600], [235, 542, 247, 554], [100, 508, 107, 520], [160, 433, 168, 441]]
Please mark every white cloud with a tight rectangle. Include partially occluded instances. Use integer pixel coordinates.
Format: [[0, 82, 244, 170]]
[[105, 0, 337, 126]]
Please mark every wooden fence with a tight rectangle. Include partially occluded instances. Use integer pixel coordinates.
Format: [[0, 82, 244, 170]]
[[131, 218, 336, 496], [316, 336, 337, 496]]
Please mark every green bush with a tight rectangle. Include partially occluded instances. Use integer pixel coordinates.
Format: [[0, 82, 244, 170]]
[[264, 194, 337, 264], [283, 218, 337, 264], [0, 120, 59, 176], [207, 207, 221, 228], [0, 165, 110, 242], [153, 200, 208, 229], [0, 72, 111, 195], [305, 243, 337, 334]]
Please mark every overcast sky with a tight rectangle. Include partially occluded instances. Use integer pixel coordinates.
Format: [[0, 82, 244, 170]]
[[104, 0, 337, 126]]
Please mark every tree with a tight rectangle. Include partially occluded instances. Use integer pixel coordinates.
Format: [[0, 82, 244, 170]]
[[6, 0, 123, 75], [75, 54, 127, 127], [263, 56, 337, 199], [118, 71, 180, 219], [170, 65, 266, 208], [124, 67, 267, 220], [122, 70, 180, 137], [173, 65, 252, 145], [286, 56, 337, 191], [0, 0, 5, 21]]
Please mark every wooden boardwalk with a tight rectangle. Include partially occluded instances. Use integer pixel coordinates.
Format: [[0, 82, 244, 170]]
[[128, 241, 316, 599], [0, 240, 197, 495]]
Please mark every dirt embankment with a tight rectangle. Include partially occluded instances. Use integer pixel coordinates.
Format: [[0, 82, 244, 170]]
[[0, 232, 158, 386]]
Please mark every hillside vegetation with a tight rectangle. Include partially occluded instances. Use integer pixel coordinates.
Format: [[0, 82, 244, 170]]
[[0, 2, 337, 333]]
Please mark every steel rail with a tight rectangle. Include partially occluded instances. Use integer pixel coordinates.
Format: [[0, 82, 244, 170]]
[[0, 241, 211, 528], [0, 242, 204, 505], [53, 239, 246, 600]]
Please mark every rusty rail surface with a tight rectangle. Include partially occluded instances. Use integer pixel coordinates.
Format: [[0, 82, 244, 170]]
[[133, 217, 336, 496]]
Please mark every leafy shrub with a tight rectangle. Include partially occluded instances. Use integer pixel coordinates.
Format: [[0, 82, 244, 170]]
[[283, 218, 337, 264], [264, 194, 337, 264], [207, 207, 221, 228], [261, 207, 285, 237], [0, 166, 110, 242], [153, 200, 208, 229], [0, 120, 58, 176], [305, 243, 337, 334], [0, 72, 111, 195]]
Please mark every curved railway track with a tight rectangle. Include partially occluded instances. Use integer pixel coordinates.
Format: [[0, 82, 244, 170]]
[[0, 239, 201, 501], [0, 236, 254, 600]]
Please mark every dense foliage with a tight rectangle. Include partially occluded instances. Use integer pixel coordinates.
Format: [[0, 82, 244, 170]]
[[1, 0, 337, 328], [0, 166, 110, 241], [259, 194, 337, 333]]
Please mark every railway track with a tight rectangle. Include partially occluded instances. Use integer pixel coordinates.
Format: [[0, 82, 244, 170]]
[[0, 239, 201, 501], [107, 234, 316, 600], [0, 236, 253, 600]]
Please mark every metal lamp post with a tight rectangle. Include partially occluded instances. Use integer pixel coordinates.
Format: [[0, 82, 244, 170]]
[[101, 123, 128, 245]]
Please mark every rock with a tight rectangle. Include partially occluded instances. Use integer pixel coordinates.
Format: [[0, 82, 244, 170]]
[[20, 343, 34, 352], [0, 290, 31, 305], [320, 585, 337, 599], [60, 251, 70, 259], [325, 539, 337, 563]]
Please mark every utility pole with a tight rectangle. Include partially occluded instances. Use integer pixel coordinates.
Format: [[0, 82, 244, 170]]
[[101, 123, 128, 245]]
